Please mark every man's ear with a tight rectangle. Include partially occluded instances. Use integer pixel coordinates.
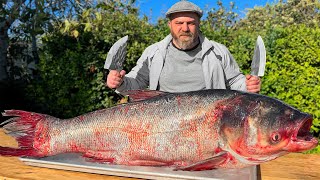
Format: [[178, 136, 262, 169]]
[[168, 21, 171, 27]]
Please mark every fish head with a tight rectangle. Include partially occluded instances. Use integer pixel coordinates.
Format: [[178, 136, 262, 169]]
[[220, 94, 318, 165]]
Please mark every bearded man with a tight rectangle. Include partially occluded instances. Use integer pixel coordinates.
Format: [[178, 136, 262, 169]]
[[106, 1, 261, 93]]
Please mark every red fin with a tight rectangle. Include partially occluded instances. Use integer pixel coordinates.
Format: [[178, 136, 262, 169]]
[[0, 147, 34, 156], [0, 110, 47, 157], [122, 90, 167, 102], [174, 151, 229, 171], [126, 160, 171, 166], [83, 150, 178, 166], [82, 150, 117, 163]]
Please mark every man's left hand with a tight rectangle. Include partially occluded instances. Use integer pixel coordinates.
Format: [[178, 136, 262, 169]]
[[246, 75, 261, 93]]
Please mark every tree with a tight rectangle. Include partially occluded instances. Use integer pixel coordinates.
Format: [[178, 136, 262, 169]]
[[201, 0, 239, 46], [0, 0, 95, 122], [0, 0, 26, 81], [0, 0, 94, 82], [235, 0, 320, 32], [25, 0, 158, 118]]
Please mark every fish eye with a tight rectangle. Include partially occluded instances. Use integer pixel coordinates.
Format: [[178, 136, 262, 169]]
[[271, 133, 282, 143]]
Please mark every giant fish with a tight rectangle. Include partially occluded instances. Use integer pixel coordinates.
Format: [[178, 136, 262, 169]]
[[0, 89, 318, 170]]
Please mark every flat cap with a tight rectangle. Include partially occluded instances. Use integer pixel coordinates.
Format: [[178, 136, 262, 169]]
[[165, 1, 203, 18]]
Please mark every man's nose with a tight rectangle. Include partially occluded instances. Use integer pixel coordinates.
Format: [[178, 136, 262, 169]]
[[181, 23, 190, 32]]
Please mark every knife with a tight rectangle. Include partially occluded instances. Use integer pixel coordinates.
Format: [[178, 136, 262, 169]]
[[251, 35, 266, 77], [104, 35, 128, 71]]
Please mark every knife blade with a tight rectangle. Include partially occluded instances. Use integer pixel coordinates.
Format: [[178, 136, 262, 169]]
[[104, 35, 128, 71], [251, 35, 266, 77]]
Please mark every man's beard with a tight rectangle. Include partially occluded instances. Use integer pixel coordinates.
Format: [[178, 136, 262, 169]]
[[171, 30, 199, 50]]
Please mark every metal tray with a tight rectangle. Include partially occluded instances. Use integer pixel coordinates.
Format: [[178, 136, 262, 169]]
[[20, 153, 258, 180]]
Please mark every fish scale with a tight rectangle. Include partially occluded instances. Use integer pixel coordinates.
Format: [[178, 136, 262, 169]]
[[0, 89, 318, 170], [52, 92, 222, 161]]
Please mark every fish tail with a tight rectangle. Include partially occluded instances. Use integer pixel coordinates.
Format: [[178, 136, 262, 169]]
[[0, 110, 47, 156]]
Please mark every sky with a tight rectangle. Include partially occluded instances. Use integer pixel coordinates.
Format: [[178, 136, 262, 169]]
[[135, 0, 276, 23]]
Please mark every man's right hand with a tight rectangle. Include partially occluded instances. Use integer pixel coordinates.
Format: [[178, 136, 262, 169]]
[[106, 70, 126, 89]]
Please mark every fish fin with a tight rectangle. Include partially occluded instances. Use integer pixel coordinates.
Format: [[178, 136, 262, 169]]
[[82, 150, 117, 163], [174, 151, 229, 171], [0, 110, 48, 156], [83, 151, 172, 166], [0, 147, 35, 156], [126, 160, 171, 166], [122, 90, 167, 102]]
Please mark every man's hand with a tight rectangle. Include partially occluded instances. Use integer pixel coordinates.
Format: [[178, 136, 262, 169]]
[[246, 75, 261, 93], [106, 70, 126, 89]]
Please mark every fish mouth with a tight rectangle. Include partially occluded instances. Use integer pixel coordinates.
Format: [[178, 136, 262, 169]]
[[286, 116, 318, 152]]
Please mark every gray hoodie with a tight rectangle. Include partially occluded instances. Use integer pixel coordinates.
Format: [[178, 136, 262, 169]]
[[116, 34, 247, 93]]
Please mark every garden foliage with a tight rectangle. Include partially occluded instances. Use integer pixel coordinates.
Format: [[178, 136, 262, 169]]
[[26, 2, 164, 118]]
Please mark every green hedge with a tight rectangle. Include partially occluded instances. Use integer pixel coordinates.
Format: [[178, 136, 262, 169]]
[[26, 8, 165, 118]]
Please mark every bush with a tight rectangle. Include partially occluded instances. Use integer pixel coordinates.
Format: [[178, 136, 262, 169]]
[[26, 6, 165, 118], [26, 30, 117, 118]]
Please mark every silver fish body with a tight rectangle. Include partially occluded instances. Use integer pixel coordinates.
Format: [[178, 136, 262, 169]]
[[1, 89, 318, 170]]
